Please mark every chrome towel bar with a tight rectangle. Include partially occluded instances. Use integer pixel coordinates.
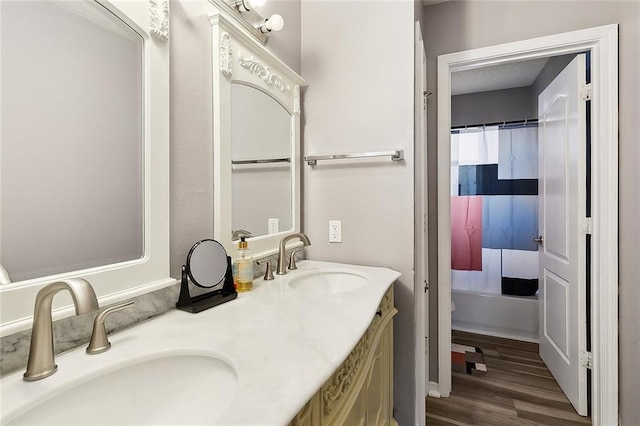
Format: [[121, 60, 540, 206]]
[[304, 150, 404, 166], [231, 157, 290, 165]]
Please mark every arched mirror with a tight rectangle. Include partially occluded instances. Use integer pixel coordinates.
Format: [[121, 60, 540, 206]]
[[210, 12, 304, 257], [231, 83, 292, 237]]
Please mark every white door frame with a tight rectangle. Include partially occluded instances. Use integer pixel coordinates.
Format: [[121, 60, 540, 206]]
[[413, 20, 428, 426], [435, 25, 618, 425]]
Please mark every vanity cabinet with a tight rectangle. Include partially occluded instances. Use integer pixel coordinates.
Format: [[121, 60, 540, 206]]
[[289, 286, 397, 426]]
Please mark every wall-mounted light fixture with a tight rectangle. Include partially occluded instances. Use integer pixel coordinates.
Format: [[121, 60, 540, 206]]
[[212, 0, 281, 44], [258, 14, 284, 33], [234, 0, 265, 13], [234, 0, 284, 34]]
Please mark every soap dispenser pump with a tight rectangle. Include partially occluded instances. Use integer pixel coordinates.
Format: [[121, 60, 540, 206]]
[[233, 236, 254, 292]]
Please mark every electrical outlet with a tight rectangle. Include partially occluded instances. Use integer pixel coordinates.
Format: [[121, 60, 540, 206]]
[[268, 218, 280, 234], [329, 220, 342, 243]]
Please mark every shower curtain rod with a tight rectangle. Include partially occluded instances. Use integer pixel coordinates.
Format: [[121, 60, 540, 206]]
[[451, 118, 538, 131]]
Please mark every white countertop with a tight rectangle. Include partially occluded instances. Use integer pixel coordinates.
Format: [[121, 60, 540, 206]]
[[0, 260, 400, 425]]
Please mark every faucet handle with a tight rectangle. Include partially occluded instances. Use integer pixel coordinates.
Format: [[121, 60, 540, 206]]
[[257, 260, 274, 281], [288, 249, 303, 271], [86, 300, 135, 355]]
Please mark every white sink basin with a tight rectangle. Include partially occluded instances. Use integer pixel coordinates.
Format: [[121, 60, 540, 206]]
[[288, 270, 368, 295], [6, 354, 237, 425]]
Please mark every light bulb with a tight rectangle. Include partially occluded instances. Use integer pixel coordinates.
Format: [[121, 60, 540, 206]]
[[260, 13, 284, 33]]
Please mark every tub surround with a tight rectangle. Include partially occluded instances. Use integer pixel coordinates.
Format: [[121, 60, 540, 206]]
[[451, 289, 539, 342], [1, 260, 400, 425]]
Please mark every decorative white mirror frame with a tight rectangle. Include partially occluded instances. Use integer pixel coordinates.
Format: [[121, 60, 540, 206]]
[[210, 11, 304, 258], [0, 0, 174, 337]]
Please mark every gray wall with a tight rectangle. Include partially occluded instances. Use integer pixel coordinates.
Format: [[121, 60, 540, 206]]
[[260, 0, 301, 74], [169, 0, 301, 277], [300, 1, 416, 423], [423, 2, 640, 424], [451, 86, 534, 127], [170, 0, 214, 277]]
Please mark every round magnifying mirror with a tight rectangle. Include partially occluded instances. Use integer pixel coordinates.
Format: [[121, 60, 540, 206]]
[[186, 239, 228, 288]]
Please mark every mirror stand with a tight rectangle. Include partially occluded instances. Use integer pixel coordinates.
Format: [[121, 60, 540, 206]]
[[176, 257, 237, 313]]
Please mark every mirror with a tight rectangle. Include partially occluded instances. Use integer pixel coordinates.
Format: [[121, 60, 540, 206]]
[[231, 83, 292, 237], [1, 0, 144, 283], [187, 240, 228, 288], [177, 239, 237, 313], [0, 0, 172, 336], [211, 12, 304, 257]]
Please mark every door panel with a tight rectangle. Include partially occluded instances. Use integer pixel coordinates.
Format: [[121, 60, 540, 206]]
[[365, 329, 388, 425], [543, 95, 570, 261], [342, 385, 366, 426], [543, 269, 569, 360], [538, 54, 587, 416]]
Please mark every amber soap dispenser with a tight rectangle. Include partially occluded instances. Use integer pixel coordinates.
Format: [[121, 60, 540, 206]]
[[233, 236, 254, 292]]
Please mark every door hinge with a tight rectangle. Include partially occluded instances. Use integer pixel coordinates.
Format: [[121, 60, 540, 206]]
[[424, 280, 429, 292], [582, 217, 593, 235], [581, 83, 592, 101], [425, 336, 429, 352], [581, 350, 593, 369], [423, 91, 431, 110]]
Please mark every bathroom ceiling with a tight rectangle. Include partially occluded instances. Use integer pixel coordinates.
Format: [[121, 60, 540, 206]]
[[452, 58, 549, 96]]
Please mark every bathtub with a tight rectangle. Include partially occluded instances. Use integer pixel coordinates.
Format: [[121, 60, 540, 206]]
[[451, 289, 539, 342]]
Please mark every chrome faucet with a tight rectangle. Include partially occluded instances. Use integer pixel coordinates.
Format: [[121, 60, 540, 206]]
[[276, 233, 311, 275], [24, 279, 99, 381]]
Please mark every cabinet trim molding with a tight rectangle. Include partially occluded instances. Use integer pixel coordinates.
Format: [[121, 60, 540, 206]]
[[321, 288, 397, 422], [288, 285, 397, 426]]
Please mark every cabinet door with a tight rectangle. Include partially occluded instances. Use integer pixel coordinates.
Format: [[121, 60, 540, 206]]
[[341, 384, 367, 426], [365, 322, 393, 425], [291, 287, 396, 426], [288, 391, 320, 426]]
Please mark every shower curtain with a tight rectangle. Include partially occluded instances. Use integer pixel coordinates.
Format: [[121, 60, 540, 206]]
[[450, 123, 539, 296]]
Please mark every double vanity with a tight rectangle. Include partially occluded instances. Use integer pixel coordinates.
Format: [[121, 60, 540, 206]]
[[1, 261, 399, 425], [1, 1, 401, 424]]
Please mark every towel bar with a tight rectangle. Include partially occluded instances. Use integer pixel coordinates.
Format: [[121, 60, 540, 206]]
[[231, 158, 290, 165], [304, 150, 404, 166]]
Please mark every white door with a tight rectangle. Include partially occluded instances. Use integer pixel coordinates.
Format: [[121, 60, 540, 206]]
[[414, 21, 429, 426], [537, 54, 588, 416]]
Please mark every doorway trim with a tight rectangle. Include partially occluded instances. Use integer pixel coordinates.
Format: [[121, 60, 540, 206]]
[[436, 25, 618, 425], [414, 19, 428, 426]]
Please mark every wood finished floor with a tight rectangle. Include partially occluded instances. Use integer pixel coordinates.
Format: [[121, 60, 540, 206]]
[[426, 331, 591, 425]]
